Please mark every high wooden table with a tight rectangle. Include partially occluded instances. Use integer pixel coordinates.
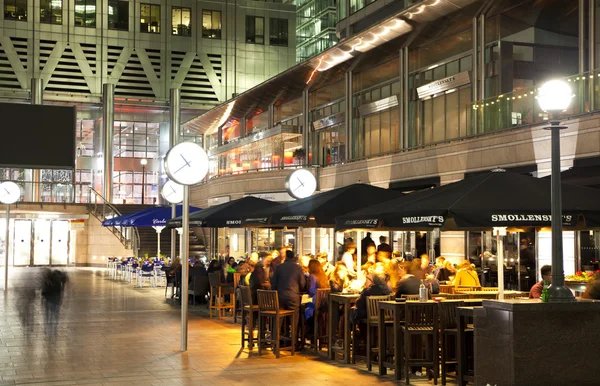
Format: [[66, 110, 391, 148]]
[[327, 293, 360, 363], [455, 290, 527, 299]]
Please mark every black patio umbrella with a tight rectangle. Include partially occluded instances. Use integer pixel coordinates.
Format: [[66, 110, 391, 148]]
[[336, 170, 600, 231], [166, 196, 281, 228], [243, 183, 404, 228]]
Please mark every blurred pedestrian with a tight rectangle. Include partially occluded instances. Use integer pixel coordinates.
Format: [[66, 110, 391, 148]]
[[41, 269, 68, 339]]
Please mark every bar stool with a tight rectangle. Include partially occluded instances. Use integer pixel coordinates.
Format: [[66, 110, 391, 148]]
[[439, 301, 466, 385], [240, 285, 259, 349], [256, 290, 297, 358], [365, 295, 393, 371], [313, 288, 330, 354], [402, 302, 439, 385], [208, 272, 234, 319]]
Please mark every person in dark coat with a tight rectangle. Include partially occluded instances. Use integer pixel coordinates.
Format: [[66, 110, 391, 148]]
[[249, 261, 270, 303], [360, 232, 376, 261], [377, 236, 392, 254], [270, 250, 306, 310]]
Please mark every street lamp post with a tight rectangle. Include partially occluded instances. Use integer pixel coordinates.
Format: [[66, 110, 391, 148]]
[[537, 79, 576, 302], [140, 158, 147, 204]]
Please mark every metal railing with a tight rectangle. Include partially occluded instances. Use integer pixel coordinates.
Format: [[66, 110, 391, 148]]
[[87, 187, 140, 255]]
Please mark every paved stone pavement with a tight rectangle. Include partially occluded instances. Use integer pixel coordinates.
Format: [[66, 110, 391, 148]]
[[0, 268, 445, 386]]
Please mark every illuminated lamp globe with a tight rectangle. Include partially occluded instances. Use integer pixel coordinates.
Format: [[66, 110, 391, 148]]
[[537, 79, 573, 114]]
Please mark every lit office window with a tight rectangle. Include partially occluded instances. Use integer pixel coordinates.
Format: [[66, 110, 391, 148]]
[[172, 7, 191, 36], [269, 18, 288, 46], [4, 0, 27, 21], [40, 0, 62, 24], [245, 15, 264, 44], [202, 10, 221, 39], [74, 0, 96, 28], [140, 3, 160, 34], [108, 0, 128, 30]]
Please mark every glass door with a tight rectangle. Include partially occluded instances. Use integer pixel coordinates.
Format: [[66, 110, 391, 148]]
[[13, 220, 32, 266], [33, 219, 51, 265], [51, 220, 69, 265]]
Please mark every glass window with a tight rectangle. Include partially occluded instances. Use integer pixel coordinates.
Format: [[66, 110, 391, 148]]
[[40, 0, 62, 24], [140, 3, 160, 34], [172, 6, 190, 36], [269, 18, 288, 46], [246, 15, 264, 44], [108, 0, 128, 30], [202, 10, 221, 39], [75, 0, 95, 27], [4, 0, 26, 21]]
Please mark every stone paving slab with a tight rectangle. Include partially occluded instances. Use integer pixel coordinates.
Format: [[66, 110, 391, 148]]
[[0, 268, 447, 385]]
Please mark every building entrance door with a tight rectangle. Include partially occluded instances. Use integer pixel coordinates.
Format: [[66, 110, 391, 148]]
[[13, 220, 32, 266], [51, 220, 70, 265], [33, 219, 51, 265]]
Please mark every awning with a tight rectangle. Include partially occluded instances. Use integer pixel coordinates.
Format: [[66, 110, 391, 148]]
[[119, 205, 202, 227], [243, 183, 404, 228], [336, 170, 600, 231], [166, 197, 280, 228]]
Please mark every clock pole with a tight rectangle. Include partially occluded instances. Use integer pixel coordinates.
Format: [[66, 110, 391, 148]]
[[4, 204, 8, 291], [180, 185, 189, 351]]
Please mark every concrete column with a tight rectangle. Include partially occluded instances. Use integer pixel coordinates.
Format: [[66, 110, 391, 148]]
[[344, 71, 352, 161], [169, 88, 181, 148], [31, 78, 43, 202], [403, 47, 409, 148], [579, 0, 586, 73], [102, 83, 115, 202], [302, 89, 310, 165]]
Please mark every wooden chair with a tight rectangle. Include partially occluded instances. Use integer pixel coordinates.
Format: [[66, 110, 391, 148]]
[[455, 286, 481, 293], [480, 287, 498, 292], [313, 288, 330, 354], [208, 272, 234, 319], [439, 285, 454, 294], [256, 290, 297, 358], [232, 273, 241, 323], [438, 301, 467, 385], [239, 285, 259, 349], [188, 276, 209, 305], [500, 292, 526, 299], [365, 295, 393, 371], [401, 294, 420, 301], [402, 302, 439, 385]]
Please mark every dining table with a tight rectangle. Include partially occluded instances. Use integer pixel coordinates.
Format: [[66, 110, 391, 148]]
[[454, 290, 528, 299], [327, 293, 360, 363]]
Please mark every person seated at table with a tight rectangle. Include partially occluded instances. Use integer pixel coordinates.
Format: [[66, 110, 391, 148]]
[[330, 262, 350, 293], [385, 260, 401, 290], [364, 262, 388, 290], [364, 244, 377, 266], [435, 258, 456, 282], [226, 256, 237, 269], [317, 252, 335, 278], [341, 243, 358, 279], [249, 257, 270, 303], [361, 249, 376, 274], [241, 252, 259, 285], [350, 265, 391, 354], [452, 260, 481, 288], [300, 255, 311, 275], [262, 253, 273, 280], [270, 250, 306, 310], [377, 250, 392, 264], [269, 250, 282, 279], [582, 278, 600, 299], [529, 265, 551, 299], [395, 262, 421, 297], [207, 259, 221, 275], [304, 259, 329, 334], [421, 254, 434, 276]]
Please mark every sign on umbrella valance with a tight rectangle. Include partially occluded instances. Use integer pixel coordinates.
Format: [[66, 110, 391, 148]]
[[166, 196, 280, 228], [336, 170, 600, 231], [243, 183, 404, 228], [120, 205, 201, 227]]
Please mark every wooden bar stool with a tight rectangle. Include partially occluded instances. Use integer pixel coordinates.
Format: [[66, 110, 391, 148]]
[[402, 302, 439, 385], [313, 288, 330, 354], [208, 272, 234, 319], [365, 295, 393, 371], [257, 290, 297, 358], [439, 301, 466, 385], [239, 285, 259, 349]]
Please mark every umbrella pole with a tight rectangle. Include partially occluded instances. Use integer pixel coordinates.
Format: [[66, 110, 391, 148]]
[[497, 232, 504, 300]]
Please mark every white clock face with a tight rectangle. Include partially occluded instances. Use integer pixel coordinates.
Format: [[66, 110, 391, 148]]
[[0, 181, 20, 204], [161, 180, 184, 204], [164, 142, 209, 186], [285, 169, 317, 199]]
